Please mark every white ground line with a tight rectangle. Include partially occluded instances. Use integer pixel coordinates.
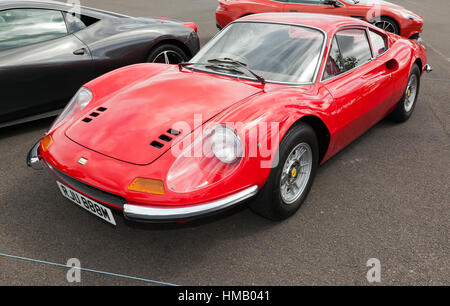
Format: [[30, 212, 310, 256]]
[[426, 43, 450, 63], [0, 252, 178, 286]]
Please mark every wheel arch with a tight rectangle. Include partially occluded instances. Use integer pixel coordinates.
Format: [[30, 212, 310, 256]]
[[147, 38, 193, 60], [413, 57, 423, 74], [288, 115, 331, 164]]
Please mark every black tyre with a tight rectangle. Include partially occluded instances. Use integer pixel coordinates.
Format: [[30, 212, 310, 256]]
[[389, 64, 421, 123], [250, 123, 319, 221], [147, 44, 188, 64], [371, 16, 400, 35]]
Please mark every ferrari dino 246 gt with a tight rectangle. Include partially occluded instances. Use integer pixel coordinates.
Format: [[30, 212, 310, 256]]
[[28, 13, 431, 225]]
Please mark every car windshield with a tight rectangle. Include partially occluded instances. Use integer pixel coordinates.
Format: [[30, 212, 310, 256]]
[[190, 22, 325, 84]]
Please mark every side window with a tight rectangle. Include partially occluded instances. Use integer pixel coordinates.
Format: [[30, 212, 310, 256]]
[[323, 29, 372, 80], [0, 9, 68, 51], [369, 30, 387, 57], [65, 12, 100, 33], [335, 29, 372, 70], [324, 37, 344, 79], [65, 13, 87, 32]]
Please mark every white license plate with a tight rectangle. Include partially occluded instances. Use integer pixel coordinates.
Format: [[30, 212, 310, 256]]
[[56, 181, 116, 226]]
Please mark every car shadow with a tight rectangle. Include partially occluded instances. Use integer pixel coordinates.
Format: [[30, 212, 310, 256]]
[[0, 117, 54, 140]]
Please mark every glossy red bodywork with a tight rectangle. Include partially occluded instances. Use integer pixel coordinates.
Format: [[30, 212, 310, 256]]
[[40, 13, 428, 213], [216, 0, 423, 39]]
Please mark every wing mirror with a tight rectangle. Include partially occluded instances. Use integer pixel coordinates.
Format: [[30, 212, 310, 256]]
[[324, 0, 344, 7]]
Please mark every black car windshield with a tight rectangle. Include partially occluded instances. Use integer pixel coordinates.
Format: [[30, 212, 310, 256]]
[[190, 22, 325, 84]]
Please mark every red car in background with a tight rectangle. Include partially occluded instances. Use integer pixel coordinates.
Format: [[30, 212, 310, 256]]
[[28, 13, 431, 225], [216, 0, 424, 39]]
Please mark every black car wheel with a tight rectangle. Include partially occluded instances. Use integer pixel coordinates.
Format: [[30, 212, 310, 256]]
[[147, 44, 188, 64], [371, 16, 400, 35], [250, 123, 319, 221], [388, 64, 421, 123]]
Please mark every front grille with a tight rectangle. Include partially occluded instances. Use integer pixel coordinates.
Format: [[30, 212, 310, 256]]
[[48, 164, 126, 208]]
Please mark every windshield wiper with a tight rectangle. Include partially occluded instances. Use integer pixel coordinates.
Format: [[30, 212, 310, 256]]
[[207, 58, 266, 85], [179, 59, 266, 85], [179, 62, 245, 76], [207, 58, 248, 67]]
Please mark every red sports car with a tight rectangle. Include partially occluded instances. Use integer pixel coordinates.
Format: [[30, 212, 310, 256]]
[[28, 13, 431, 225], [216, 0, 424, 39]]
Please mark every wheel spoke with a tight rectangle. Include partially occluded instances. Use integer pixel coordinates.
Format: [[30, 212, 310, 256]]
[[294, 147, 306, 160], [300, 161, 310, 167], [279, 143, 313, 205], [164, 52, 170, 64]]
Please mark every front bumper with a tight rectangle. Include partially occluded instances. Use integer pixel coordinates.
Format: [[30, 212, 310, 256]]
[[27, 142, 258, 223], [27, 141, 43, 170], [123, 185, 258, 222]]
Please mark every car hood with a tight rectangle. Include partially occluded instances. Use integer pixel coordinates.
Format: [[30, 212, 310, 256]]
[[65, 69, 262, 165]]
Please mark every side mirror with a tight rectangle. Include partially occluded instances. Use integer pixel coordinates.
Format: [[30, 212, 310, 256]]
[[324, 0, 344, 7]]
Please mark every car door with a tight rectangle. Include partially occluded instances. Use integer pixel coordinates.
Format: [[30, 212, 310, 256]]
[[0, 8, 93, 123], [321, 27, 393, 152], [283, 0, 348, 15]]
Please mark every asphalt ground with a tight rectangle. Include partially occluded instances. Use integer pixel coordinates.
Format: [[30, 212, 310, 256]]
[[0, 0, 448, 285]]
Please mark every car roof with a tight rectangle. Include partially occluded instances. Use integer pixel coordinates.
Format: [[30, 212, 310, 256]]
[[1, 0, 70, 8], [238, 13, 371, 34]]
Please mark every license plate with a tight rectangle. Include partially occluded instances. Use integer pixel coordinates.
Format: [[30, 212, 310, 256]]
[[56, 181, 116, 226]]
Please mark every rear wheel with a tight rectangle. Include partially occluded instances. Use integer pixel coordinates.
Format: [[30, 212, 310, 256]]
[[250, 123, 319, 221], [389, 64, 421, 123], [371, 16, 400, 35], [147, 44, 188, 64]]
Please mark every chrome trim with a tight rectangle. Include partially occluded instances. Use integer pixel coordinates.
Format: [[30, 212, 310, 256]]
[[123, 185, 259, 221], [27, 140, 43, 170]]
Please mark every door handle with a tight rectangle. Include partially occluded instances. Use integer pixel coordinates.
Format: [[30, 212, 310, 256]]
[[290, 10, 298, 12], [73, 48, 86, 55]]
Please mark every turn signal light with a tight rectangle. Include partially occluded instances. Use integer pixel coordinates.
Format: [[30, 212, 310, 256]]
[[41, 135, 53, 152], [128, 178, 165, 195]]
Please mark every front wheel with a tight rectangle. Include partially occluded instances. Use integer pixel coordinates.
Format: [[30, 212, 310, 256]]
[[371, 16, 400, 35], [147, 44, 188, 64], [250, 123, 319, 221], [388, 64, 421, 123]]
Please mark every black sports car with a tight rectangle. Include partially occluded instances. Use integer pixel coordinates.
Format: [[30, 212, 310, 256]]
[[0, 0, 200, 127]]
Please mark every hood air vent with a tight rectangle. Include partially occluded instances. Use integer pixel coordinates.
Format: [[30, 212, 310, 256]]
[[150, 129, 181, 149]]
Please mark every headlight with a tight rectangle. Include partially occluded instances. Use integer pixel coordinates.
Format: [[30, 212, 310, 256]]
[[401, 12, 422, 22], [210, 125, 243, 164], [48, 87, 92, 133], [166, 124, 244, 193]]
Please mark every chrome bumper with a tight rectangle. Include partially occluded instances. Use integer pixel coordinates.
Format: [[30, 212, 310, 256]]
[[124, 185, 259, 222], [27, 141, 43, 170]]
